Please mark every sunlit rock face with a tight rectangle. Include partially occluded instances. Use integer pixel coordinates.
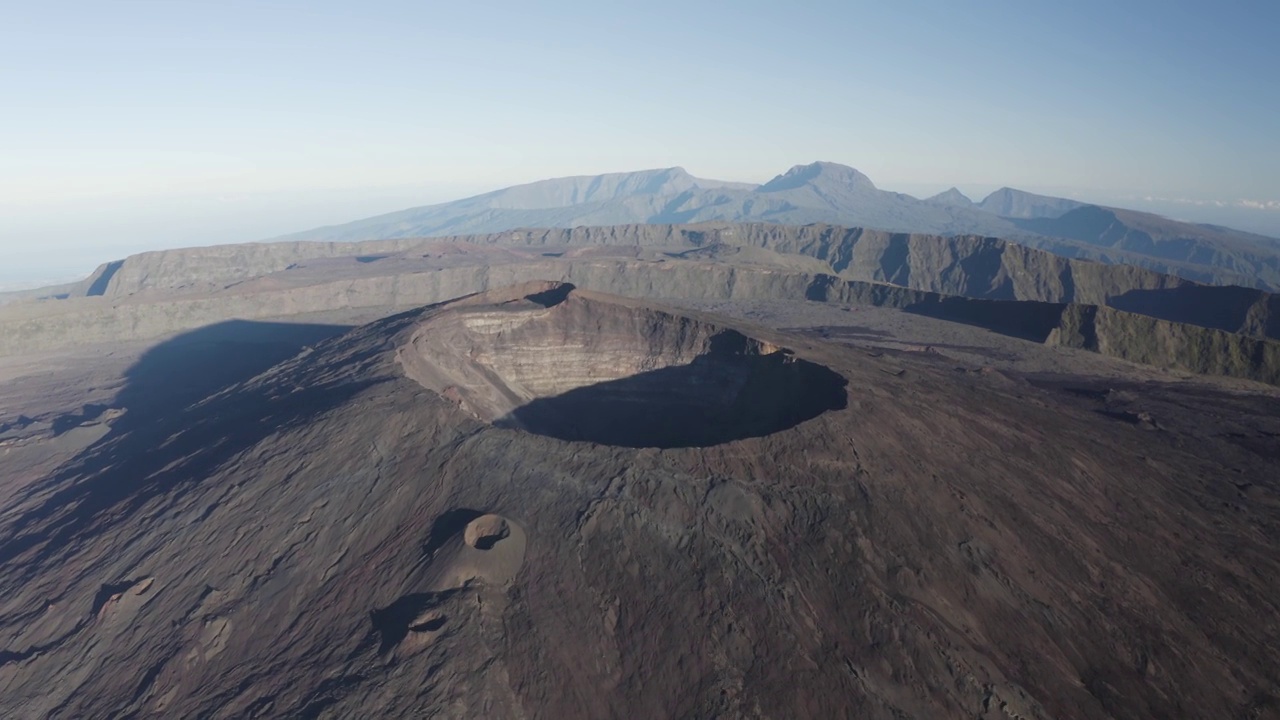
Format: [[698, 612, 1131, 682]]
[[398, 282, 847, 447]]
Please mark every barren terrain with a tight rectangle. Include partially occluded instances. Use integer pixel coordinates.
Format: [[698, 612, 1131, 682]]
[[1, 282, 1277, 718]]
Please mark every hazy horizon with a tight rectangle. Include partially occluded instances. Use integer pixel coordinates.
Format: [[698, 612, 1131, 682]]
[[4, 0, 1278, 285], [4, 164, 1280, 291]]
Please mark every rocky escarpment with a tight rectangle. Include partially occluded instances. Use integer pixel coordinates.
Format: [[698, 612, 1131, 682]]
[[59, 223, 1279, 339], [71, 223, 1189, 302], [4, 256, 1279, 387], [803, 276, 1280, 387], [1107, 282, 1280, 338], [75, 238, 439, 298], [1049, 305, 1280, 385], [0, 258, 820, 355]]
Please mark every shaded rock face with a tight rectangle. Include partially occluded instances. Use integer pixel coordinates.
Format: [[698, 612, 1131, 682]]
[[398, 282, 848, 447]]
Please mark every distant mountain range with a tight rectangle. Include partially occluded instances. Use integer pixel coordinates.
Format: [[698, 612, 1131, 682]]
[[281, 161, 1280, 290]]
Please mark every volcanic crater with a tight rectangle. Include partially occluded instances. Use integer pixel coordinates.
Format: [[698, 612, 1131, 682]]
[[397, 282, 848, 448]]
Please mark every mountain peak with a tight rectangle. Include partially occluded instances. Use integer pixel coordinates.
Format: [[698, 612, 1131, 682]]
[[978, 187, 1086, 220], [925, 187, 974, 208], [622, 166, 698, 194], [456, 167, 702, 211], [759, 161, 877, 193]]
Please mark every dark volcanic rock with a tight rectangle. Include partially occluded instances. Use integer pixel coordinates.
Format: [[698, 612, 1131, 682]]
[[1, 283, 1278, 718]]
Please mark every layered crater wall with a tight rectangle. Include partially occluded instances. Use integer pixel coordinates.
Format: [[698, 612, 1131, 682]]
[[397, 282, 847, 447]]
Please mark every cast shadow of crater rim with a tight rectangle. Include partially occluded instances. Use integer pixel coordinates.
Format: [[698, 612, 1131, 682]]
[[495, 352, 848, 449]]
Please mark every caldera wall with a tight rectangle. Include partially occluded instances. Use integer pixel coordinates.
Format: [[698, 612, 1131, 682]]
[[397, 283, 848, 448]]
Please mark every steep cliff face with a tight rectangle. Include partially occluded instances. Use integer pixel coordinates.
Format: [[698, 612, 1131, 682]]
[[8, 260, 1279, 389], [1048, 305, 1280, 385], [62, 223, 1160, 302], [0, 259, 826, 355], [56, 223, 1278, 341], [81, 239, 436, 297], [803, 276, 1280, 386]]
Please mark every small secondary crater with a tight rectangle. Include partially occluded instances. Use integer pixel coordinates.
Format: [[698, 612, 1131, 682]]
[[398, 282, 848, 448], [371, 593, 453, 653], [465, 514, 510, 550]]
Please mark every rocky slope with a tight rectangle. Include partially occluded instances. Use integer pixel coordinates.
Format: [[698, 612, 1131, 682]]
[[1051, 304, 1280, 384], [803, 278, 1280, 387], [976, 187, 1086, 219], [1013, 205, 1280, 288], [74, 238, 439, 298], [1, 283, 1276, 718]]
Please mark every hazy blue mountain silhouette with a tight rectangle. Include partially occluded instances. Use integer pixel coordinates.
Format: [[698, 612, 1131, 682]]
[[276, 162, 1019, 242], [924, 187, 975, 209], [270, 161, 1280, 288]]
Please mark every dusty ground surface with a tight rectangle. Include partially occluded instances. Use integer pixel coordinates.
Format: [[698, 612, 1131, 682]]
[[0, 284, 1277, 719]]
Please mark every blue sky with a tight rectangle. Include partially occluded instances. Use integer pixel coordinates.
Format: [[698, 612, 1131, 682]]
[[3, 0, 1278, 284]]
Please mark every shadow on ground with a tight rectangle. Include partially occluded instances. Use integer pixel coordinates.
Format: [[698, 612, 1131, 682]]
[[904, 297, 1068, 343], [1109, 285, 1279, 339], [0, 320, 358, 569]]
